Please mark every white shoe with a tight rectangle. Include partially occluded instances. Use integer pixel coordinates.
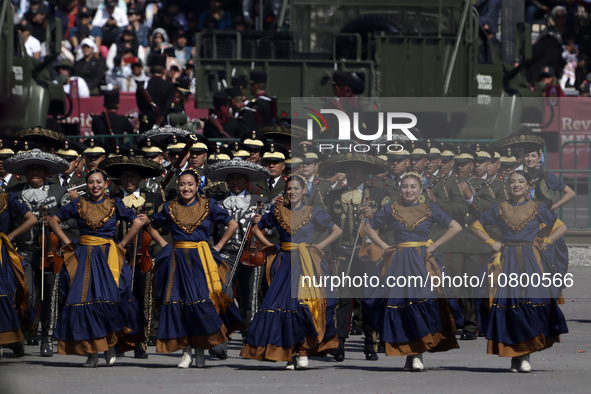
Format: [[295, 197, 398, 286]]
[[177, 347, 192, 369], [194, 348, 205, 368], [411, 354, 424, 372], [519, 354, 531, 373], [403, 356, 413, 371], [285, 357, 296, 370], [509, 357, 519, 373], [104, 347, 116, 366], [82, 353, 99, 368], [297, 356, 309, 368]]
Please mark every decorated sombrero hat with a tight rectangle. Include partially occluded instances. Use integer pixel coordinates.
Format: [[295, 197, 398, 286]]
[[137, 125, 193, 146], [206, 159, 270, 183], [99, 155, 164, 179], [4, 149, 69, 176], [15, 126, 67, 149], [496, 134, 545, 154], [260, 123, 307, 143], [321, 152, 388, 174]]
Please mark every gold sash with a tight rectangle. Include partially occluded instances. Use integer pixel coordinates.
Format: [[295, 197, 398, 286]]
[[79, 235, 124, 286], [280, 242, 325, 336], [173, 241, 232, 313]]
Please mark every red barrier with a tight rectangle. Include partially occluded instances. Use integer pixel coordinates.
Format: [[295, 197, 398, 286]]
[[59, 92, 209, 135]]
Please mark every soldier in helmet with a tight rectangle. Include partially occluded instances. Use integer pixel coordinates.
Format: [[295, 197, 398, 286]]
[[91, 90, 134, 135]]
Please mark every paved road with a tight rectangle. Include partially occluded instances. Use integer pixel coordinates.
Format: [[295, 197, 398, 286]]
[[1, 267, 590, 394]]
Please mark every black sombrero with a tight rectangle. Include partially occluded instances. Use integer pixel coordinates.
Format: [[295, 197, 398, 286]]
[[496, 134, 545, 155], [4, 149, 69, 176], [206, 159, 270, 183], [99, 155, 164, 179], [321, 152, 388, 174], [137, 125, 193, 147], [15, 126, 67, 148]]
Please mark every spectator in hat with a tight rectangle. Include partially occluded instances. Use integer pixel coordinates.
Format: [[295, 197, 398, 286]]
[[248, 71, 274, 127], [107, 27, 146, 72], [198, 0, 233, 31], [74, 38, 107, 96], [68, 6, 103, 55], [92, 0, 129, 28], [91, 90, 134, 135], [227, 86, 257, 138], [54, 58, 91, 98], [17, 20, 41, 59], [127, 3, 149, 48], [136, 54, 176, 130]]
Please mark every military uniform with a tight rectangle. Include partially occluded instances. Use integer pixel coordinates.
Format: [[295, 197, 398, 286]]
[[248, 71, 274, 127], [136, 55, 176, 130]]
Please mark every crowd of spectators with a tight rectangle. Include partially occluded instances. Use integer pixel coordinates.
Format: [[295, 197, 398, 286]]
[[478, 0, 591, 96], [11, 0, 591, 99], [11, 0, 277, 97]]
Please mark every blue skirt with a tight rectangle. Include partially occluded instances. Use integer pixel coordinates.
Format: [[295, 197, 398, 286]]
[[55, 240, 132, 355], [475, 244, 568, 357], [0, 244, 27, 345], [364, 246, 462, 356], [154, 243, 243, 353], [240, 246, 338, 362]]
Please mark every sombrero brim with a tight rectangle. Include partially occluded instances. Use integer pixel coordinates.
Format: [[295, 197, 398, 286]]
[[4, 152, 69, 176], [321, 153, 387, 174], [99, 156, 164, 179], [261, 125, 307, 141], [206, 159, 270, 183], [15, 127, 67, 146], [497, 135, 545, 154], [137, 125, 193, 146]]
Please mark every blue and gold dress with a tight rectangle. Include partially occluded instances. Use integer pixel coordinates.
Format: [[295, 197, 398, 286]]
[[472, 200, 568, 357], [0, 192, 30, 346], [151, 197, 242, 353], [365, 201, 462, 356], [55, 196, 143, 355], [240, 204, 338, 362]]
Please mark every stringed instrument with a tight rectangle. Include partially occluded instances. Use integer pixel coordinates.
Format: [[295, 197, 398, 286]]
[[358, 195, 383, 263], [240, 199, 265, 267], [130, 204, 154, 274], [38, 207, 64, 274]]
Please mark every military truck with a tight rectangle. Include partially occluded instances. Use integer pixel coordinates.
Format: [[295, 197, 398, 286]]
[[193, 0, 543, 139], [0, 1, 67, 135]]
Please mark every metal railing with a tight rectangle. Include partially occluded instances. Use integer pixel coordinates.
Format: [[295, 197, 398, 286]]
[[557, 140, 591, 229]]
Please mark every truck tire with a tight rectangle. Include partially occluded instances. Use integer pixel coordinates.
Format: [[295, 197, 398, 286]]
[[336, 14, 400, 60]]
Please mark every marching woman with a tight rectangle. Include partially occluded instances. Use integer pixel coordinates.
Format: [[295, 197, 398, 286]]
[[0, 190, 38, 358], [240, 175, 342, 370], [363, 172, 463, 372], [48, 169, 149, 367], [146, 168, 242, 369], [471, 170, 568, 373]]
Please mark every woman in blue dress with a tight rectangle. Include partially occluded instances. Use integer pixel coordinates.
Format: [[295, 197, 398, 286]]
[[522, 141, 574, 301], [146, 168, 242, 369], [363, 172, 463, 372], [0, 191, 38, 358], [240, 175, 342, 370], [48, 169, 149, 367], [471, 170, 568, 373]]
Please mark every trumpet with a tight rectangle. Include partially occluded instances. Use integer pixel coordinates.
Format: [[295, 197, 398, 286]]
[[67, 183, 87, 191]]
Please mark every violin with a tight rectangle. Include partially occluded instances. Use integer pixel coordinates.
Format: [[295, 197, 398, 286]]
[[240, 199, 265, 267], [131, 204, 154, 273], [39, 207, 64, 274], [358, 195, 383, 263]]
